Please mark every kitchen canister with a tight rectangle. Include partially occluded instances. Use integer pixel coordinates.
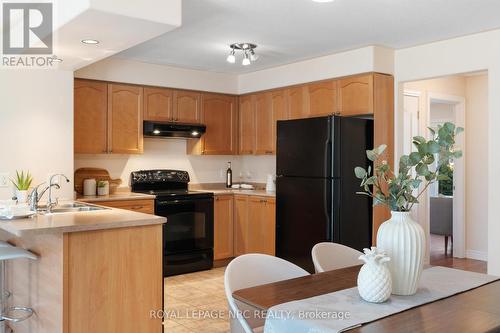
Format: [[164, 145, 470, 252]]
[[83, 178, 97, 196]]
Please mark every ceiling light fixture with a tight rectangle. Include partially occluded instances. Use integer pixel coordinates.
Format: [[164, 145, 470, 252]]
[[51, 55, 63, 63], [81, 39, 99, 45], [226, 43, 258, 66]]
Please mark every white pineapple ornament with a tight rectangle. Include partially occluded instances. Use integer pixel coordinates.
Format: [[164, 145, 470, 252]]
[[357, 247, 392, 303]]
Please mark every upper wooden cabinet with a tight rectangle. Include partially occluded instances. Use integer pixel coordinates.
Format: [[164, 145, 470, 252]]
[[239, 95, 256, 155], [214, 195, 234, 260], [308, 80, 338, 117], [286, 86, 309, 120], [255, 93, 274, 155], [143, 87, 173, 122], [174, 90, 201, 123], [188, 93, 237, 155], [339, 74, 374, 116], [108, 83, 144, 154], [74, 80, 108, 154], [270, 89, 288, 153]]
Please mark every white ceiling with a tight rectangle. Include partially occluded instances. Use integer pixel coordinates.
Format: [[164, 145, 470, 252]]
[[114, 0, 500, 74]]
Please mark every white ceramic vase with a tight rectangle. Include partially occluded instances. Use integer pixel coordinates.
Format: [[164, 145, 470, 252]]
[[376, 211, 425, 296], [357, 247, 392, 303], [15, 190, 28, 204]]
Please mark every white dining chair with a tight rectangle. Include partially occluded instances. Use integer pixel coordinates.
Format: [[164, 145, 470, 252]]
[[311, 242, 363, 273], [224, 253, 309, 333]]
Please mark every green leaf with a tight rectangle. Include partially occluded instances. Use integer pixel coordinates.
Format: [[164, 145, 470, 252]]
[[413, 136, 426, 145], [427, 141, 440, 154], [453, 150, 463, 158], [366, 150, 378, 162], [376, 144, 387, 155], [444, 122, 456, 132], [416, 163, 430, 176], [437, 174, 450, 181], [354, 167, 367, 179], [456, 127, 464, 135], [409, 152, 421, 165]]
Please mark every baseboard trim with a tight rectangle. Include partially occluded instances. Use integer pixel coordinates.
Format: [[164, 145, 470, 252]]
[[466, 250, 488, 261]]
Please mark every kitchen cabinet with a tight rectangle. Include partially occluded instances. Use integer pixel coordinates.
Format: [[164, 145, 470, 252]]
[[187, 93, 238, 155], [308, 80, 338, 117], [74, 79, 108, 154], [239, 95, 255, 154], [339, 74, 374, 116], [234, 195, 276, 256], [255, 92, 274, 155], [96, 199, 154, 214], [143, 87, 173, 122], [214, 195, 234, 260], [108, 83, 144, 154], [286, 85, 309, 120], [270, 89, 288, 153], [174, 90, 201, 123]]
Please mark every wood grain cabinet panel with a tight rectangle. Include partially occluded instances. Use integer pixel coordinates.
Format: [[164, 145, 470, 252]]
[[308, 80, 338, 117], [286, 86, 309, 120], [174, 90, 201, 123], [233, 195, 249, 256], [339, 75, 374, 116], [189, 93, 237, 155], [239, 95, 256, 155], [108, 83, 144, 154], [270, 89, 288, 152], [74, 80, 108, 154], [214, 195, 234, 260], [247, 196, 276, 255], [65, 225, 163, 333], [143, 87, 173, 122], [96, 199, 154, 214], [255, 93, 274, 155]]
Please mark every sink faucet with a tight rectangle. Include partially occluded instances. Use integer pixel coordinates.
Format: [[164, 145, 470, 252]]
[[46, 174, 70, 212], [28, 174, 70, 212]]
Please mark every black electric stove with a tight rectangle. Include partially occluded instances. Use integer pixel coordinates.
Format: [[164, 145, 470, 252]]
[[131, 170, 214, 277]]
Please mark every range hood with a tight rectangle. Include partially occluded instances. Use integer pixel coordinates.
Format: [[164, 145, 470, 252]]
[[143, 121, 206, 139]]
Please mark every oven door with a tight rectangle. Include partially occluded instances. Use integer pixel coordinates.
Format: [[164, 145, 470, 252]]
[[156, 196, 214, 254]]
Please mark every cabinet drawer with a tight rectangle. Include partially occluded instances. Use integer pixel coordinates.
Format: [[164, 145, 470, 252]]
[[98, 199, 155, 214]]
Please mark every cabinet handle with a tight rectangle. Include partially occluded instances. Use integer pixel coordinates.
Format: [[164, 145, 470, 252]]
[[265, 150, 273, 154], [130, 206, 144, 210]]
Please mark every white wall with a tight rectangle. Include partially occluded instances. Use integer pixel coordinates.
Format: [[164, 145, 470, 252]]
[[75, 58, 239, 94], [0, 70, 74, 200], [394, 28, 500, 275], [74, 139, 275, 186], [238, 46, 394, 93]]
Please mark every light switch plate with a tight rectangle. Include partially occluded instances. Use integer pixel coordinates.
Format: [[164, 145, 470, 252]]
[[0, 173, 9, 188]]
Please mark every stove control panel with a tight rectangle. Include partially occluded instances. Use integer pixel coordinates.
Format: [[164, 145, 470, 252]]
[[131, 170, 190, 185]]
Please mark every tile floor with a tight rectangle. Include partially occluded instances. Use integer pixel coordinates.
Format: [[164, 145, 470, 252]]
[[164, 267, 230, 333]]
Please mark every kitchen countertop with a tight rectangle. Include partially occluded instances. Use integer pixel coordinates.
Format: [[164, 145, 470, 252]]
[[76, 191, 156, 203], [0, 201, 165, 237]]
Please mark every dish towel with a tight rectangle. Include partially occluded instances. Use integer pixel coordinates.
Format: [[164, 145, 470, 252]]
[[264, 266, 499, 333]]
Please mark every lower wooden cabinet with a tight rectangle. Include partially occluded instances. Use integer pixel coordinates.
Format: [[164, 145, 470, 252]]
[[234, 195, 276, 256], [95, 199, 154, 214], [214, 195, 234, 260]]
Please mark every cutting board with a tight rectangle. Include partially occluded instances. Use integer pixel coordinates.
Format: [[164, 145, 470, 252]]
[[74, 168, 122, 194]]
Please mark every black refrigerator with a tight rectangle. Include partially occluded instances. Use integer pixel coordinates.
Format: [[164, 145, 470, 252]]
[[276, 115, 373, 273]]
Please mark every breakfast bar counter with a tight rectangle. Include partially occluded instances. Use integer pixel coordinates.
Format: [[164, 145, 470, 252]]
[[0, 204, 166, 333]]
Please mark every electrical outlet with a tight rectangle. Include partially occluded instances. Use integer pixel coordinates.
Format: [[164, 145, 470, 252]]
[[0, 173, 9, 188]]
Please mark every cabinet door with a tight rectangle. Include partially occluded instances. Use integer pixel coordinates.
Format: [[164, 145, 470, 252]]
[[143, 87, 173, 122], [255, 93, 274, 155], [97, 199, 154, 214], [200, 93, 237, 155], [174, 90, 201, 123], [339, 74, 374, 116], [308, 80, 338, 117], [247, 197, 276, 255], [233, 195, 249, 256], [214, 195, 234, 260], [271, 89, 288, 152], [239, 95, 255, 155], [108, 83, 144, 154], [287, 85, 309, 120], [74, 79, 108, 154]]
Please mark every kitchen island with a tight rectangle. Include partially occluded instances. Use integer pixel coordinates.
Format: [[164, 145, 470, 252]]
[[0, 203, 166, 333]]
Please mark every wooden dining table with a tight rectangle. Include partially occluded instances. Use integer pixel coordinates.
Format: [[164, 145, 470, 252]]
[[232, 265, 500, 332]]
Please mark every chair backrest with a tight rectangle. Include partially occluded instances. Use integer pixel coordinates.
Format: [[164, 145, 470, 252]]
[[430, 196, 453, 235], [224, 254, 309, 333], [311, 242, 362, 273]]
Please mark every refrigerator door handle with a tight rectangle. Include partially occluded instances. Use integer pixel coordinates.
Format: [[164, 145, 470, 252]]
[[324, 180, 333, 241]]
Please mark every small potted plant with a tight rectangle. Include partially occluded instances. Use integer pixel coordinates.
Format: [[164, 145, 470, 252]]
[[11, 170, 33, 204], [354, 122, 463, 295], [97, 180, 109, 196]]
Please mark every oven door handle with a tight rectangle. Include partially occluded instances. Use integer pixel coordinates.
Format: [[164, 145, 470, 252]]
[[157, 198, 212, 206]]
